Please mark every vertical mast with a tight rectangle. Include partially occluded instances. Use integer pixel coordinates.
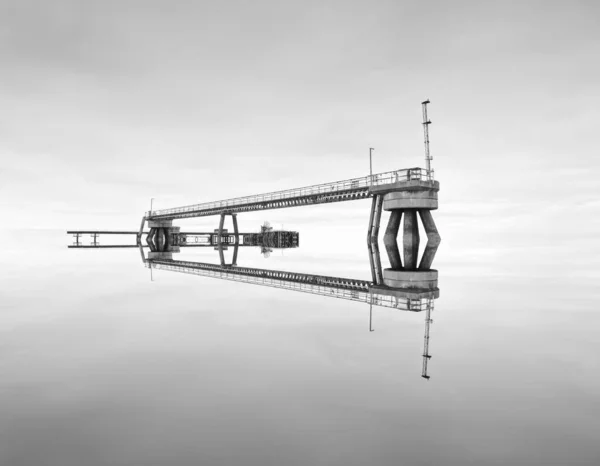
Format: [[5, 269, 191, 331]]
[[421, 100, 432, 175]]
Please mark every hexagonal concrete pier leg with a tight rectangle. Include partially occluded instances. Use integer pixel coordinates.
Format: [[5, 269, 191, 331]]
[[403, 209, 420, 270], [418, 209, 441, 270], [383, 209, 403, 270]]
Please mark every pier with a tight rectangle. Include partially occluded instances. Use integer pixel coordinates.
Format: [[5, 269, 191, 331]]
[[67, 101, 441, 379], [140, 165, 441, 302]]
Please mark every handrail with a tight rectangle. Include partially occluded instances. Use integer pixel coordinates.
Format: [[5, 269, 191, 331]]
[[147, 167, 433, 217]]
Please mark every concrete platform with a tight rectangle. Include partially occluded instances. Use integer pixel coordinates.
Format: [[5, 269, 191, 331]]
[[371, 284, 440, 300], [383, 190, 438, 210], [370, 179, 439, 194], [148, 219, 174, 228], [382, 269, 438, 290]]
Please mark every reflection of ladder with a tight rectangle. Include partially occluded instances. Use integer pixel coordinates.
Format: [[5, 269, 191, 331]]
[[421, 302, 433, 379]]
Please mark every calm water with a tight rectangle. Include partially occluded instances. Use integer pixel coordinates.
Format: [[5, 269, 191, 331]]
[[1, 221, 599, 466]]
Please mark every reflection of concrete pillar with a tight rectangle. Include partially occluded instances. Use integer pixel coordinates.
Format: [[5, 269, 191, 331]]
[[403, 210, 419, 270], [418, 210, 441, 270], [384, 210, 403, 270]]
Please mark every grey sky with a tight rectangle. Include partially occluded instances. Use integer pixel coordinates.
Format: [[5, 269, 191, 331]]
[[0, 0, 598, 276]]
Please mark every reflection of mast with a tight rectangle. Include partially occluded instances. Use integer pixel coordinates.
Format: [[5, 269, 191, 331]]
[[421, 301, 433, 379]]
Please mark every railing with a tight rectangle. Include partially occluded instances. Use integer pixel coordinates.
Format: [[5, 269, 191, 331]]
[[146, 167, 433, 217], [150, 261, 433, 311]]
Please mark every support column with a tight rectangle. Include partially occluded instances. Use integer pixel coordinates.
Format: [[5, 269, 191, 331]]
[[418, 210, 441, 270], [403, 210, 420, 270], [383, 210, 403, 270], [369, 195, 383, 284]]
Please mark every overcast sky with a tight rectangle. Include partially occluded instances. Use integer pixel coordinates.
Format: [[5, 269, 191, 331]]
[[0, 0, 598, 277], [1, 4, 600, 464]]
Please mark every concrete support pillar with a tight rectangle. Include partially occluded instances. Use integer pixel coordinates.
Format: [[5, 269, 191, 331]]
[[403, 209, 420, 270], [418, 210, 441, 270], [383, 210, 403, 270]]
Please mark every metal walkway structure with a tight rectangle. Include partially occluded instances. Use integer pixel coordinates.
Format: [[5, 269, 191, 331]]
[[146, 168, 433, 220]]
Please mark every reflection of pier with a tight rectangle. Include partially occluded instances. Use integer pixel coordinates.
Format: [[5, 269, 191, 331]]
[[143, 244, 438, 379], [146, 257, 435, 311]]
